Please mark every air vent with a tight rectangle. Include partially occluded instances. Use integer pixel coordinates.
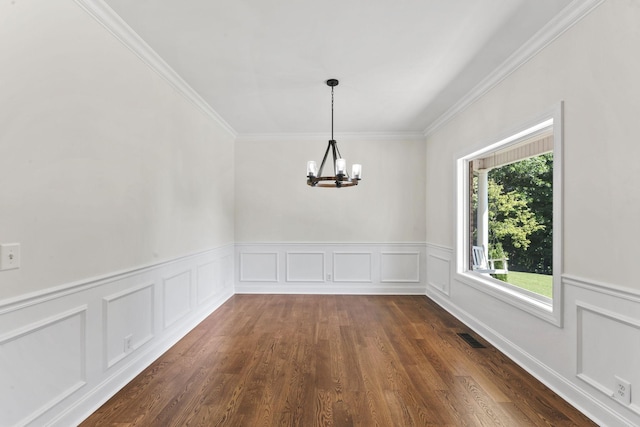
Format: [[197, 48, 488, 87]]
[[457, 332, 486, 348]]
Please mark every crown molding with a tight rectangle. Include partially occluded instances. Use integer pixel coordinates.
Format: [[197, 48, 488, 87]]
[[235, 131, 425, 143], [424, 0, 605, 137], [74, 0, 237, 138]]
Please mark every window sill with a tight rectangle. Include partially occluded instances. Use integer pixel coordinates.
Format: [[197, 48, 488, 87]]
[[456, 270, 561, 326]]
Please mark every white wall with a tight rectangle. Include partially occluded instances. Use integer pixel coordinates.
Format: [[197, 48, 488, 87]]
[[426, 1, 640, 425], [0, 1, 236, 425], [0, 0, 235, 300], [234, 135, 427, 295], [235, 135, 426, 243]]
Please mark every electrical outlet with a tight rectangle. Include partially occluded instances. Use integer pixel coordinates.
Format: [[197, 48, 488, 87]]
[[614, 376, 631, 406], [0, 243, 21, 271], [326, 273, 332, 281], [124, 334, 133, 353]]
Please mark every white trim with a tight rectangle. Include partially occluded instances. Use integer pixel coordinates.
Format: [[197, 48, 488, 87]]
[[285, 252, 326, 283], [426, 258, 451, 296], [22, 247, 235, 426], [235, 132, 425, 143], [454, 102, 563, 326], [425, 245, 453, 297], [424, 242, 453, 252], [234, 242, 426, 247], [0, 306, 88, 427], [424, 0, 604, 136], [332, 252, 373, 283], [576, 301, 640, 416], [564, 275, 640, 302], [0, 245, 233, 314], [102, 283, 155, 369], [162, 270, 193, 329], [425, 289, 628, 427], [234, 284, 424, 295], [235, 242, 427, 295], [239, 252, 280, 282], [52, 289, 233, 427], [73, 0, 237, 138], [196, 261, 218, 305], [380, 252, 420, 283]]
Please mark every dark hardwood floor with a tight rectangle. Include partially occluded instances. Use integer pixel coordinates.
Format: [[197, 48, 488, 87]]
[[81, 295, 596, 426]]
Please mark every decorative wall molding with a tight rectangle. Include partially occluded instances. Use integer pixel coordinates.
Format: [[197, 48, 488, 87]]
[[576, 301, 640, 416], [564, 274, 640, 302], [0, 246, 232, 314], [427, 288, 633, 427], [73, 0, 237, 138], [7, 237, 638, 426], [0, 245, 234, 427], [196, 261, 216, 305], [0, 306, 87, 427], [333, 252, 372, 283], [235, 131, 425, 143], [239, 252, 279, 282], [380, 252, 420, 283], [236, 243, 426, 294], [424, 0, 605, 137], [163, 271, 193, 329], [425, 242, 640, 427], [426, 244, 453, 296], [103, 283, 154, 368], [286, 252, 325, 282]]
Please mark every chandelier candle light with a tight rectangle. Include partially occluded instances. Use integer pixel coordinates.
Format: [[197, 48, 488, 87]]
[[306, 79, 362, 188]]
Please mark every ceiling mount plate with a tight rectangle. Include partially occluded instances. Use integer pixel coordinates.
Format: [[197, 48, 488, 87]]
[[326, 79, 339, 87]]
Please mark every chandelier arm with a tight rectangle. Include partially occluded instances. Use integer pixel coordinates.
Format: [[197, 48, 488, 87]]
[[330, 140, 338, 173], [330, 140, 342, 187], [317, 140, 332, 178]]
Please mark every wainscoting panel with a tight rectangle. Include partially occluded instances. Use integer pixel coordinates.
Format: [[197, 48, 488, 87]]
[[333, 252, 372, 283], [0, 245, 234, 427], [239, 252, 279, 282], [163, 271, 192, 329], [221, 254, 233, 289], [576, 300, 640, 416], [236, 243, 426, 294], [196, 260, 218, 305], [380, 252, 420, 283], [426, 244, 452, 296], [103, 283, 154, 368], [286, 252, 325, 282], [566, 279, 640, 423], [0, 307, 87, 427], [425, 240, 640, 427]]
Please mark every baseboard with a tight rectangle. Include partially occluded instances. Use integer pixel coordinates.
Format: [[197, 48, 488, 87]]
[[6, 239, 637, 426], [235, 242, 427, 295], [424, 243, 640, 427], [0, 245, 234, 427], [52, 287, 233, 427]]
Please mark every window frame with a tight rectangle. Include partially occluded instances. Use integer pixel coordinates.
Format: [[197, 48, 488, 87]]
[[455, 103, 563, 326]]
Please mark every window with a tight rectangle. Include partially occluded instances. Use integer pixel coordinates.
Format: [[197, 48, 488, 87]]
[[456, 104, 563, 325]]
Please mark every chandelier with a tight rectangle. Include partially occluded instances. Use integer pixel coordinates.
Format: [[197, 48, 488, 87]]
[[306, 79, 362, 188]]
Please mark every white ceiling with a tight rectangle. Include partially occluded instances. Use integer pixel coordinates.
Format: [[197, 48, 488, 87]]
[[103, 0, 574, 135]]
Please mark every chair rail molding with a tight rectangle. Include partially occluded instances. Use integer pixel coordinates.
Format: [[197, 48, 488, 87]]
[[425, 241, 640, 427], [0, 244, 234, 427], [235, 242, 427, 295]]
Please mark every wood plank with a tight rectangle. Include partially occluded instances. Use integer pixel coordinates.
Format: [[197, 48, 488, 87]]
[[81, 295, 597, 426]]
